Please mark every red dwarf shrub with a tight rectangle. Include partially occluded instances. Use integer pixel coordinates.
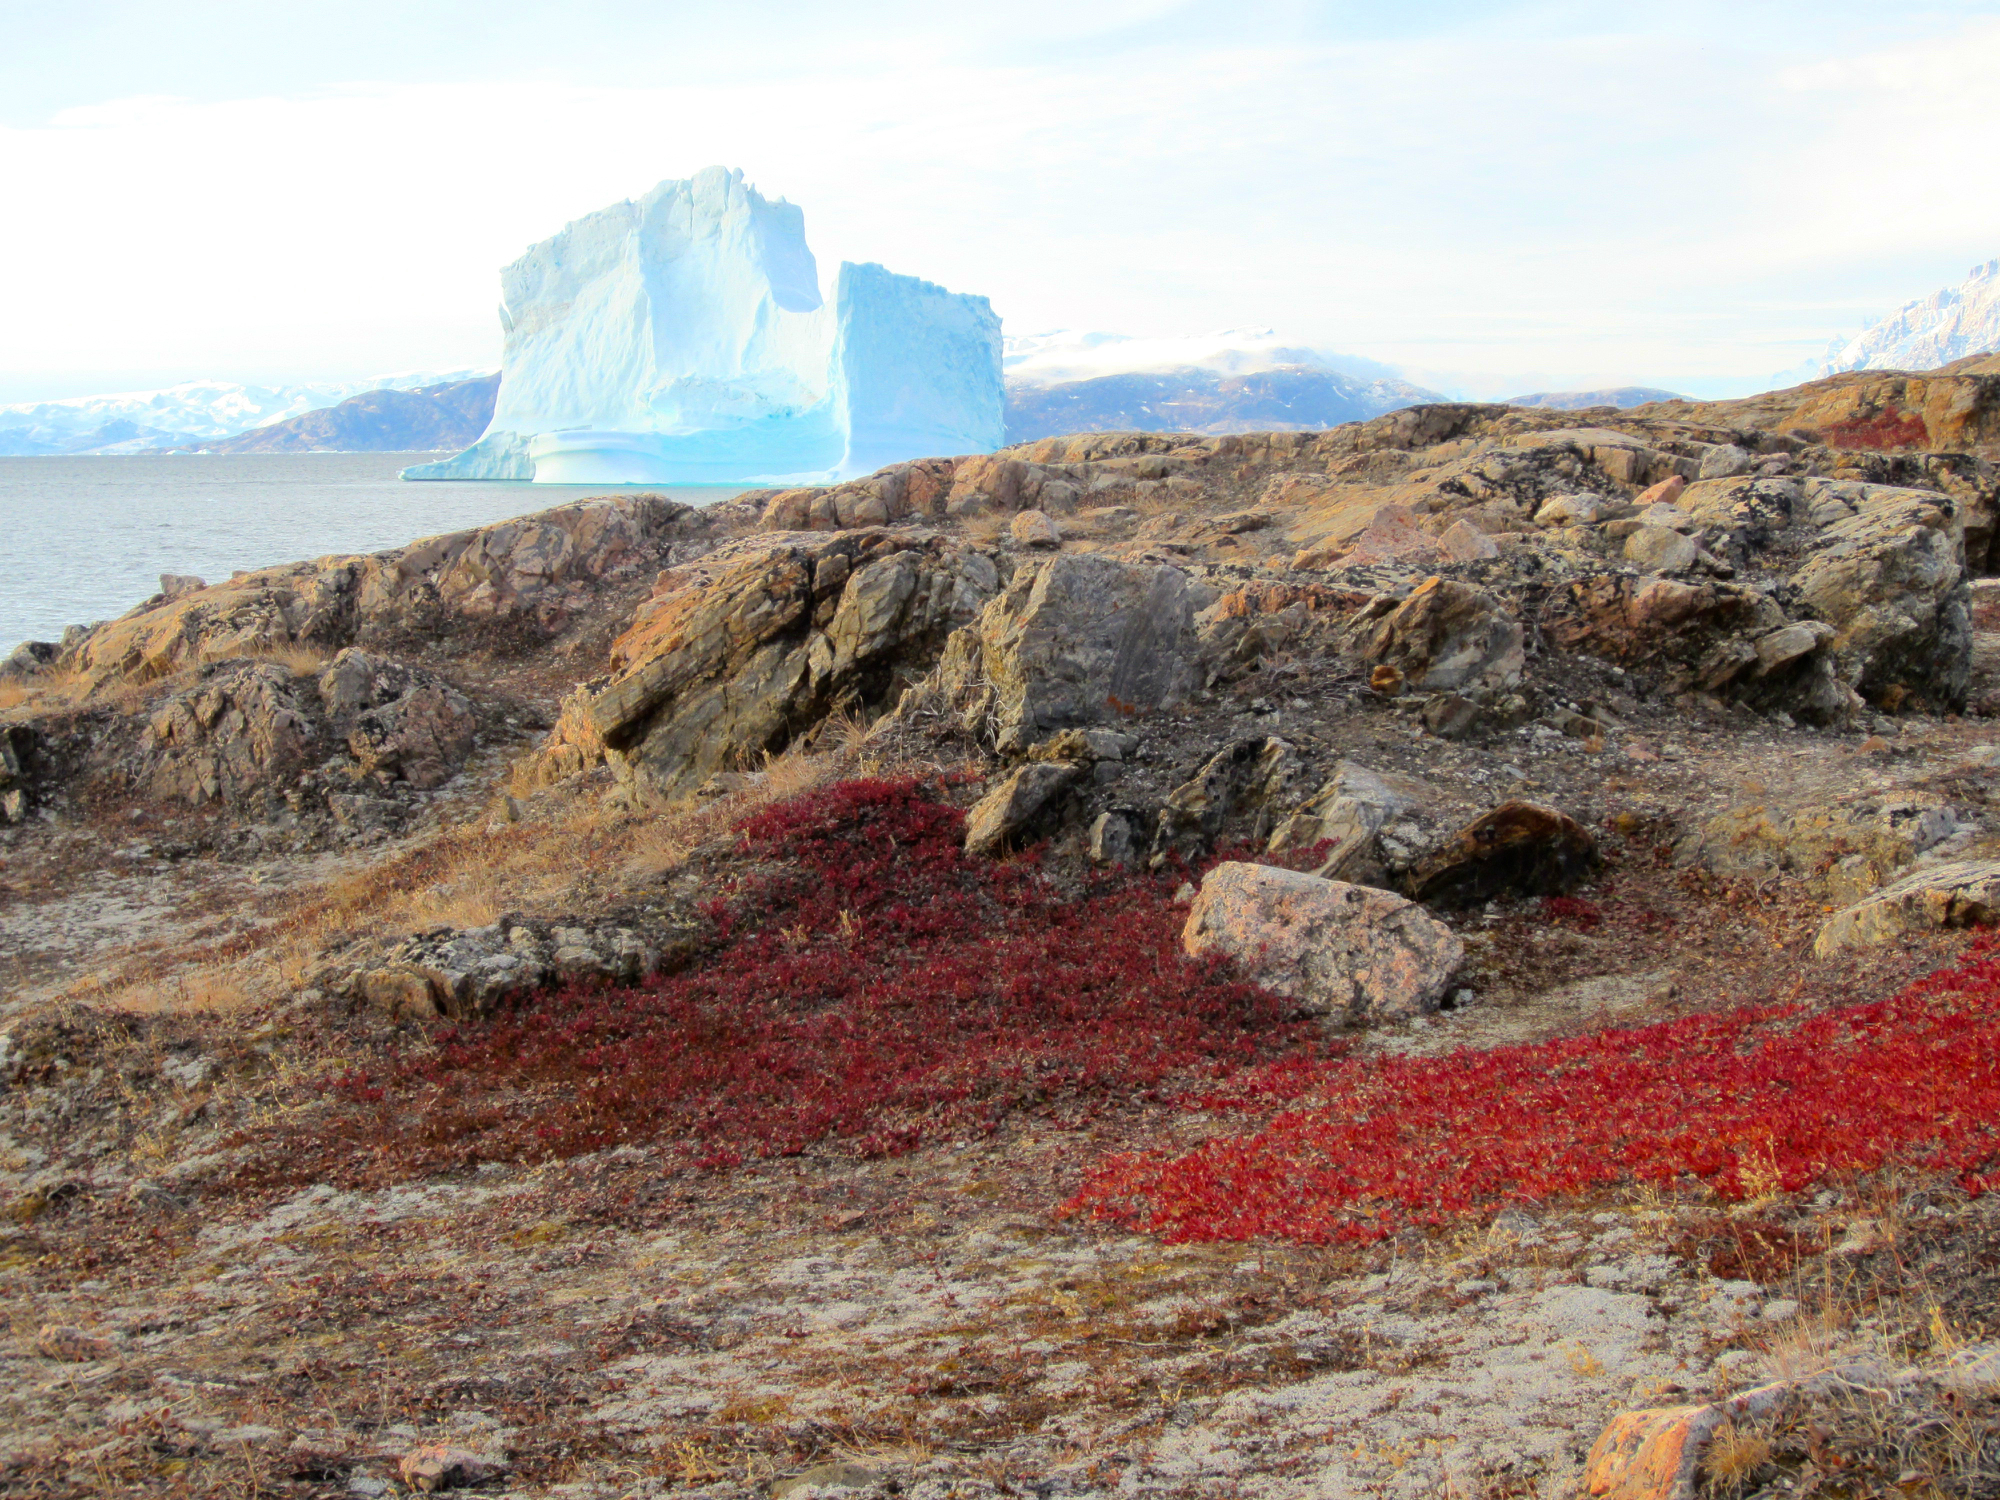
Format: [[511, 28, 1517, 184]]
[[338, 779, 1313, 1172], [1065, 938, 2000, 1244], [1823, 409, 1929, 451]]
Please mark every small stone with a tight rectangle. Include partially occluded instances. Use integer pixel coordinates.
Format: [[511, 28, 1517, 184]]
[[35, 1324, 114, 1362], [1441, 519, 1501, 562], [398, 1445, 503, 1493], [1532, 494, 1604, 528], [1632, 473, 1688, 507], [1088, 809, 1144, 868], [963, 761, 1085, 856], [1761, 1298, 1800, 1322], [772, 1462, 880, 1499], [1010, 509, 1061, 548], [1624, 525, 1699, 574]]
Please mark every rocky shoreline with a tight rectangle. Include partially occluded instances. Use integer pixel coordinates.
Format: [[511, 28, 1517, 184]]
[[4, 361, 2000, 1497]]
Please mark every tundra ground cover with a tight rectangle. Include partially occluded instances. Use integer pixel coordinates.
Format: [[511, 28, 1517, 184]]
[[322, 779, 1317, 1177], [1066, 936, 2000, 1244]]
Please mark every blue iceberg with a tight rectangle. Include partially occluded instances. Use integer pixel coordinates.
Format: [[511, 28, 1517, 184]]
[[404, 167, 1003, 485]]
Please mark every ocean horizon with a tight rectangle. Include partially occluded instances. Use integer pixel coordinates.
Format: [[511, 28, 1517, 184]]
[[0, 452, 747, 652]]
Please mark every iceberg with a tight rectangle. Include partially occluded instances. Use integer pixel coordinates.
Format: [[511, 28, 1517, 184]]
[[404, 167, 1004, 485]]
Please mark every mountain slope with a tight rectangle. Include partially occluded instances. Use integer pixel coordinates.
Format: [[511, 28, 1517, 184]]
[[0, 371, 490, 455], [1822, 258, 2000, 374], [1003, 364, 1442, 443], [1505, 387, 1687, 410], [199, 374, 500, 454]]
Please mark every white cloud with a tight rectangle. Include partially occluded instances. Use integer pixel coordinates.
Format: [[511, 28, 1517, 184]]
[[2, 6, 1997, 400]]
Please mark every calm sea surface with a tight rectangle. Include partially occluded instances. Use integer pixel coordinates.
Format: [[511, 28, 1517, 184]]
[[0, 453, 747, 651]]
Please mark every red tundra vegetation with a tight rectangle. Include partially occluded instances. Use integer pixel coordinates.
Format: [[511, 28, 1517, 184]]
[[323, 779, 1316, 1176], [1823, 408, 1930, 450], [314, 779, 2000, 1248], [1065, 935, 2000, 1244]]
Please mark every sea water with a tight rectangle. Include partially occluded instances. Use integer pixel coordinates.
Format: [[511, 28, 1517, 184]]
[[0, 453, 747, 651]]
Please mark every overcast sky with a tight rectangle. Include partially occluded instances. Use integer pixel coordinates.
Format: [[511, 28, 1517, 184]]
[[3, 0, 1998, 402]]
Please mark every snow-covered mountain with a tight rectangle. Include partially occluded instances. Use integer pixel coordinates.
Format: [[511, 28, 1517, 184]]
[[1000, 328, 1442, 442], [0, 370, 493, 456], [1505, 387, 1688, 411], [1002, 328, 1408, 388], [1808, 259, 2000, 378]]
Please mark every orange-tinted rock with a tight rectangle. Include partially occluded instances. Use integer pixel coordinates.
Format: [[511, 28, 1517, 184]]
[[1582, 1381, 1792, 1499], [1183, 861, 1462, 1025]]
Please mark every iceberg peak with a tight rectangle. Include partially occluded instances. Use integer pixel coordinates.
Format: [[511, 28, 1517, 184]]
[[406, 167, 1003, 485]]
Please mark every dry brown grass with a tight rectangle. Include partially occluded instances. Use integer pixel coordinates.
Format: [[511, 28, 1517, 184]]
[[272, 737, 894, 971], [0, 667, 89, 715], [0, 642, 329, 722], [80, 966, 259, 1016], [218, 640, 332, 676]]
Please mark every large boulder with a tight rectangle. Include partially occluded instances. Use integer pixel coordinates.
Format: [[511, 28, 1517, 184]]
[[1791, 483, 1970, 708], [1677, 791, 1959, 904], [540, 530, 999, 799], [923, 553, 1201, 754], [1184, 862, 1462, 1026], [1813, 860, 2000, 955]]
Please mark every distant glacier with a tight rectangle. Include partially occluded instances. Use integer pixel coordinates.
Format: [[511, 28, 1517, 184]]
[[0, 370, 489, 456], [406, 167, 1003, 486]]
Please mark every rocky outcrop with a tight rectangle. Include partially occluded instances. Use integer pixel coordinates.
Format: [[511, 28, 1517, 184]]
[[57, 493, 705, 689], [1672, 365, 2000, 458], [757, 458, 958, 531], [533, 530, 1000, 801], [1812, 859, 2000, 955], [139, 662, 323, 809], [1149, 736, 1300, 864], [130, 649, 480, 820], [1405, 802, 1599, 908], [1791, 482, 1970, 707], [1677, 791, 1960, 904], [1183, 862, 1462, 1026], [917, 553, 1202, 754], [0, 724, 36, 823], [1344, 579, 1523, 701], [963, 761, 1086, 856], [332, 917, 678, 1020]]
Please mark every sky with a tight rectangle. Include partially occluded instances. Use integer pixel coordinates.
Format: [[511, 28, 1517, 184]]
[[3, 0, 1999, 403]]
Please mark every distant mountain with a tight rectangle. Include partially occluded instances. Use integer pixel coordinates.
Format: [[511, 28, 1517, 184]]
[[0, 370, 491, 456], [1504, 387, 1688, 411], [200, 375, 499, 454], [1818, 258, 2000, 375], [1004, 365, 1444, 443]]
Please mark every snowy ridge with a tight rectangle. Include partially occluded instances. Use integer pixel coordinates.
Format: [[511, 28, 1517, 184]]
[[1002, 328, 1400, 388], [0, 370, 493, 456], [1815, 259, 2000, 376]]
